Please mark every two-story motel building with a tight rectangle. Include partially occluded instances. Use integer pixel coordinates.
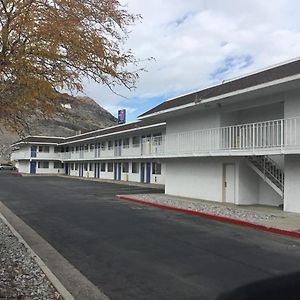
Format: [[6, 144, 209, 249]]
[[11, 58, 300, 213]]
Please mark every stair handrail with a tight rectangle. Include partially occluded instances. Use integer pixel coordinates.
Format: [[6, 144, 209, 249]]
[[248, 156, 284, 191]]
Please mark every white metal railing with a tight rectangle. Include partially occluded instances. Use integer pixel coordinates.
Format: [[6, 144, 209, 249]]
[[114, 146, 122, 157], [12, 151, 62, 160], [11, 117, 300, 161], [142, 117, 300, 157], [248, 155, 284, 192]]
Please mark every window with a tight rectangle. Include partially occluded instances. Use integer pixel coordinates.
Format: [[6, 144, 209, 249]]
[[132, 162, 139, 173], [122, 162, 129, 173], [75, 163, 78, 170], [38, 146, 50, 153], [101, 163, 106, 172], [123, 138, 130, 149], [75, 146, 79, 152], [54, 162, 63, 169], [84, 163, 88, 171], [38, 161, 49, 169], [54, 147, 59, 153], [108, 141, 113, 150], [89, 163, 94, 171], [107, 163, 113, 172], [132, 136, 140, 147], [71, 163, 74, 170], [152, 162, 161, 175], [71, 147, 75, 153], [84, 144, 89, 152], [90, 144, 95, 151]]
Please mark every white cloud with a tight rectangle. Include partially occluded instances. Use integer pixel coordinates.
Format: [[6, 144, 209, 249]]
[[84, 0, 300, 120]]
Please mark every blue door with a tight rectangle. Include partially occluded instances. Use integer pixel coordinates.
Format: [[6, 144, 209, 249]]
[[30, 161, 36, 174], [141, 163, 145, 183], [79, 164, 83, 177], [31, 146, 37, 158], [114, 163, 118, 180], [118, 163, 122, 180], [146, 162, 151, 183], [65, 163, 69, 175], [97, 163, 100, 178]]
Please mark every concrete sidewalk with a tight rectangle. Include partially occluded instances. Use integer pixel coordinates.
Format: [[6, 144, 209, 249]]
[[117, 193, 300, 237]]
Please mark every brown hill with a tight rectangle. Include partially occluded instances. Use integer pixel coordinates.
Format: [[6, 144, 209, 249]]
[[0, 94, 118, 161]]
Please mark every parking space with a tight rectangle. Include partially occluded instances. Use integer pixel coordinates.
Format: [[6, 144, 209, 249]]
[[0, 172, 300, 300]]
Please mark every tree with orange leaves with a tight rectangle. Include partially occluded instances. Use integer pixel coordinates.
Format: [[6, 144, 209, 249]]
[[0, 0, 142, 132]]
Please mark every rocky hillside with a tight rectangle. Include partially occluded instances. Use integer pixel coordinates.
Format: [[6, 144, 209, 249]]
[[0, 94, 118, 161]]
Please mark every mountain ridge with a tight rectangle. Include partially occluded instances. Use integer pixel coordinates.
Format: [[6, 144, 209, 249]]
[[0, 94, 118, 161]]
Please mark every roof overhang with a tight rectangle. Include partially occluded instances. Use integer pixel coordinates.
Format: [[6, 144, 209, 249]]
[[59, 122, 166, 145], [138, 73, 300, 121]]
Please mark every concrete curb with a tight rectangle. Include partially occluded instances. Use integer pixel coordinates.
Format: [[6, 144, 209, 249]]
[[116, 195, 300, 239], [0, 212, 75, 300]]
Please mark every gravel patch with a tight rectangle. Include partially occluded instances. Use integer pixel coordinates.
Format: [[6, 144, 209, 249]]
[[124, 194, 280, 223], [0, 218, 61, 300]]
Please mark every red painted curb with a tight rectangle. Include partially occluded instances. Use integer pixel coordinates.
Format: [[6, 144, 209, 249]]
[[116, 195, 300, 239]]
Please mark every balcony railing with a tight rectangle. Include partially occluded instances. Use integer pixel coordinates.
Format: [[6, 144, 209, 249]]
[[12, 117, 300, 161], [11, 151, 61, 160], [142, 117, 300, 157]]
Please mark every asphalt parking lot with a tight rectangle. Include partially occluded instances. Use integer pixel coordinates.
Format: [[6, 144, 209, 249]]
[[0, 172, 300, 300]]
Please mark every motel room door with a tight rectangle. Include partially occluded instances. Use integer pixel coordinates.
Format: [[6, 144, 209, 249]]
[[118, 163, 122, 180], [114, 163, 118, 180], [223, 164, 235, 203], [140, 162, 145, 183], [95, 163, 100, 179], [79, 164, 84, 177], [146, 162, 151, 183], [65, 163, 69, 175], [30, 161, 36, 174], [114, 163, 122, 181]]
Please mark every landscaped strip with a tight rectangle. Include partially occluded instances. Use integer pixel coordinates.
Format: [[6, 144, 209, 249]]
[[116, 195, 300, 239], [0, 213, 75, 300]]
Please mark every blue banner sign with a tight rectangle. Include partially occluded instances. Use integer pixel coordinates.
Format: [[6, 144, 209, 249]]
[[118, 109, 126, 124]]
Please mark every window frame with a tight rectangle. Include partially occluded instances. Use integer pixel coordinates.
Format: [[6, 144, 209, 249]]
[[152, 162, 162, 175], [122, 162, 129, 173], [132, 162, 139, 174]]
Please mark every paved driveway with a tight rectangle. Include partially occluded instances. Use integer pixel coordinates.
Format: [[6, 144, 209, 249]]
[[0, 172, 300, 300]]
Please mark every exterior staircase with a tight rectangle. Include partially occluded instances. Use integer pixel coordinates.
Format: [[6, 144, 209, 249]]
[[247, 155, 284, 197]]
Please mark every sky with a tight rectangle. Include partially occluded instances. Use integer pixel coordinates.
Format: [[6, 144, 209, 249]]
[[81, 0, 300, 122]]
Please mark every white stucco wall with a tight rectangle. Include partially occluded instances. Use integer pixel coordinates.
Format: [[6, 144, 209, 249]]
[[237, 161, 259, 205], [70, 169, 79, 177], [221, 102, 284, 126], [165, 158, 224, 202], [36, 161, 64, 174], [284, 155, 300, 213], [166, 109, 221, 135], [17, 161, 30, 173], [284, 89, 300, 118], [236, 160, 282, 206], [165, 157, 282, 206], [258, 178, 282, 206], [101, 171, 114, 180]]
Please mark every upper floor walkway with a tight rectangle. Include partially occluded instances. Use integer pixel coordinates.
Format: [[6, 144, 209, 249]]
[[11, 116, 300, 161]]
